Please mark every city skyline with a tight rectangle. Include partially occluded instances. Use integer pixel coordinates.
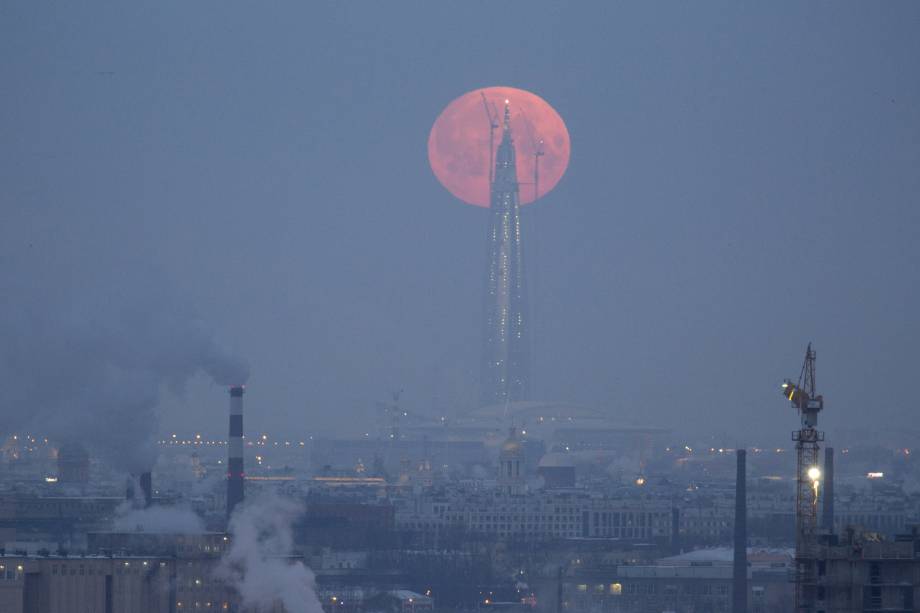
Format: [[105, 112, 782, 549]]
[[3, 4, 920, 612]]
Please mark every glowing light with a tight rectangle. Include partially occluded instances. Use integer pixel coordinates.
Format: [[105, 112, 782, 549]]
[[867, 472, 884, 479], [807, 466, 821, 481], [635, 477, 646, 486], [44, 476, 58, 483]]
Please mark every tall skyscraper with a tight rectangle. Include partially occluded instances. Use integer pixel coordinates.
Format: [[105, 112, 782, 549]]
[[480, 102, 530, 406]]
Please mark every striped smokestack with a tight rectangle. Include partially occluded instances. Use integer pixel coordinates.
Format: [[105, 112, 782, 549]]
[[732, 449, 747, 613], [227, 385, 245, 518]]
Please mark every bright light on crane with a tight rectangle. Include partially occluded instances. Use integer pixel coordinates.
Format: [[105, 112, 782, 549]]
[[808, 466, 821, 501]]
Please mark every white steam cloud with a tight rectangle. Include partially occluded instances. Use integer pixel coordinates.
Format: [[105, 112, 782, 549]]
[[216, 495, 323, 613]]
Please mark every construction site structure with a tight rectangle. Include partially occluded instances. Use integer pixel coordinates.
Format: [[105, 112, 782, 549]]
[[781, 343, 825, 612]]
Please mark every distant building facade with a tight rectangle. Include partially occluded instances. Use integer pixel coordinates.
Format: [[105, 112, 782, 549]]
[[395, 489, 672, 543], [565, 548, 793, 613]]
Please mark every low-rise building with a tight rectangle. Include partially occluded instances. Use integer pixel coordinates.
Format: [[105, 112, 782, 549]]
[[565, 547, 793, 613]]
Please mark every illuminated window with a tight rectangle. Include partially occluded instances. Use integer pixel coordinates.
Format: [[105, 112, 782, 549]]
[[610, 583, 622, 595]]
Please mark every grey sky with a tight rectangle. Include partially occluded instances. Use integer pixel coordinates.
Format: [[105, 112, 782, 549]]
[[2, 2, 918, 447]]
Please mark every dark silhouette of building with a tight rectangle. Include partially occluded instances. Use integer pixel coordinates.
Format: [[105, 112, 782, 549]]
[[537, 453, 575, 489], [814, 527, 920, 612], [56, 443, 89, 484]]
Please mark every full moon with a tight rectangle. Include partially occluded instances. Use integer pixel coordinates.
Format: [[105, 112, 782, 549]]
[[428, 86, 570, 207]]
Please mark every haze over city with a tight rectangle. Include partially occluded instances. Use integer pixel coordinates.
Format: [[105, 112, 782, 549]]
[[1, 3, 919, 612], [3, 2, 918, 444]]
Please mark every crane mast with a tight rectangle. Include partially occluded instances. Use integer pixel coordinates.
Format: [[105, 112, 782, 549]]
[[520, 110, 545, 202], [480, 91, 499, 193], [781, 343, 824, 612]]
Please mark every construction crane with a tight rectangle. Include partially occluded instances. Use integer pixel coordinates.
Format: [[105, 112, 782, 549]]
[[781, 344, 824, 612], [376, 389, 405, 441], [376, 389, 441, 441], [480, 91, 500, 192], [519, 110, 545, 202]]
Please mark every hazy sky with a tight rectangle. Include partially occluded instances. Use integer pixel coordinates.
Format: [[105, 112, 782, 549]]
[[2, 2, 918, 446]]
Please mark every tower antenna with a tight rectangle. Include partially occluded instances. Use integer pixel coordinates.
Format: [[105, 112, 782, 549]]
[[480, 92, 500, 195]]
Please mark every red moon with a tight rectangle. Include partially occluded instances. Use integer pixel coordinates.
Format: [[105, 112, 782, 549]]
[[428, 86, 570, 207]]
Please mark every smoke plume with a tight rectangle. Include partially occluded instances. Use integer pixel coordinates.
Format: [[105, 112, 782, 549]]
[[0, 266, 248, 473], [216, 495, 323, 613]]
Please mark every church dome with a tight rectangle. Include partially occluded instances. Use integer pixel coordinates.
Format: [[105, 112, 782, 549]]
[[499, 427, 523, 456]]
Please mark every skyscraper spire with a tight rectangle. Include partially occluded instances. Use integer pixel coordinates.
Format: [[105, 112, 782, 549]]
[[480, 99, 530, 406]]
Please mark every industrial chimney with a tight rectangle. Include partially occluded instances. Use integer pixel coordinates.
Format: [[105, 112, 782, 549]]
[[227, 385, 245, 518], [670, 507, 681, 555], [823, 447, 834, 532], [126, 473, 152, 508], [139, 472, 152, 508], [733, 449, 747, 613]]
